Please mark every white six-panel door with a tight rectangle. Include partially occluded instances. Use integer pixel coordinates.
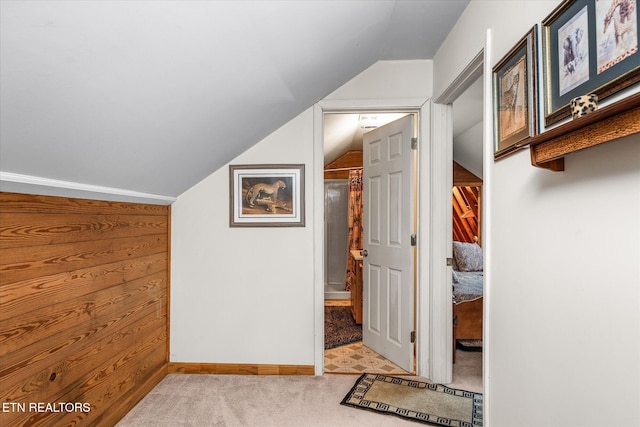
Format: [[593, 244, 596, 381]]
[[362, 115, 415, 372]]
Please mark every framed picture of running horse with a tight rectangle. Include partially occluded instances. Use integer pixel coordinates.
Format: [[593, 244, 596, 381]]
[[542, 0, 640, 126], [229, 164, 305, 227]]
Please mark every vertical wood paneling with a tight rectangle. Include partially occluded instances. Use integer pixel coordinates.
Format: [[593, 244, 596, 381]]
[[0, 192, 169, 427]]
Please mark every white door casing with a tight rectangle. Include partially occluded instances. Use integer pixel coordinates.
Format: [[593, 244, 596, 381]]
[[362, 115, 415, 372]]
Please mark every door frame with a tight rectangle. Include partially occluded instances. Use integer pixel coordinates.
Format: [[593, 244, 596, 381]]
[[432, 30, 492, 401], [313, 99, 434, 377], [314, 34, 492, 382]]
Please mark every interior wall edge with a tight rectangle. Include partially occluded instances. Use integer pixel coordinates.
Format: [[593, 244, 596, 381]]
[[0, 171, 176, 205]]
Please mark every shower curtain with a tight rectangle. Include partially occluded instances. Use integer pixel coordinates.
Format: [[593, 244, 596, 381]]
[[345, 169, 363, 291], [324, 180, 349, 287]]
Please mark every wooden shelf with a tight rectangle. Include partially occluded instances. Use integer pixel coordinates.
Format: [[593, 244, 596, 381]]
[[525, 91, 640, 171]]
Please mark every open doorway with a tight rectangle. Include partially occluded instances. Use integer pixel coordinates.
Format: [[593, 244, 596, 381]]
[[450, 75, 484, 392], [322, 111, 416, 375]]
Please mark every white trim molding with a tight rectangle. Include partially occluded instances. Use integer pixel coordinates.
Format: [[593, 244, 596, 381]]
[[314, 97, 432, 378], [423, 101, 453, 383], [313, 104, 325, 376], [435, 49, 484, 104], [480, 29, 493, 427], [0, 172, 176, 205], [317, 98, 430, 111], [429, 33, 489, 385]]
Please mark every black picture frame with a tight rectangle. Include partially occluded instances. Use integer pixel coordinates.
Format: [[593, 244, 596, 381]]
[[493, 26, 538, 158], [229, 164, 305, 227], [542, 0, 640, 126]]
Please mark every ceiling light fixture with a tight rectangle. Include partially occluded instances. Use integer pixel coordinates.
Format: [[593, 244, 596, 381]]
[[359, 115, 378, 129]]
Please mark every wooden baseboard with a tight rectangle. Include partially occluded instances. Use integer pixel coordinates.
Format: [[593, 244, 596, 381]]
[[168, 362, 314, 375]]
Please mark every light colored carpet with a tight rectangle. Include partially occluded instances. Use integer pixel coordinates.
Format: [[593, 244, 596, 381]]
[[451, 348, 482, 393], [117, 374, 420, 427], [117, 350, 481, 426]]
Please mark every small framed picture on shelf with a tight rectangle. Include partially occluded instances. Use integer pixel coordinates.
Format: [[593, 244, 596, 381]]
[[229, 164, 305, 227], [542, 0, 640, 126], [493, 26, 538, 159]]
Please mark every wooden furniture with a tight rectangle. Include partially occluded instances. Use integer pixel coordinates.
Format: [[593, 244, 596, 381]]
[[348, 249, 363, 324], [526, 91, 640, 171], [453, 296, 483, 363], [451, 242, 484, 364], [451, 160, 483, 363]]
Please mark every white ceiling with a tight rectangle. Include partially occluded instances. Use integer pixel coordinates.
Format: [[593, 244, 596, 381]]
[[324, 112, 410, 165], [453, 76, 484, 139], [0, 0, 470, 199], [324, 76, 484, 167], [452, 76, 484, 177]]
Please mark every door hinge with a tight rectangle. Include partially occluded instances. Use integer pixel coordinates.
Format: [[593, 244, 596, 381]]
[[411, 137, 418, 150], [446, 257, 454, 266], [410, 234, 417, 246], [410, 331, 417, 343]]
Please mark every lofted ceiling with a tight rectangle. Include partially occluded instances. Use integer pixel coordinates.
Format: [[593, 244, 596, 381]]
[[0, 0, 470, 201], [325, 77, 484, 168], [452, 76, 484, 177], [323, 112, 410, 165]]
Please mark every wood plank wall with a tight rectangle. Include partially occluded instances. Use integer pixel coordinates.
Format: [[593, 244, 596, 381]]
[[324, 150, 362, 180], [0, 192, 169, 427]]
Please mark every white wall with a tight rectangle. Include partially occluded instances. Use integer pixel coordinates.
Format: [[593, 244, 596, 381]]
[[454, 121, 483, 178], [171, 60, 432, 366], [326, 59, 432, 100], [170, 109, 315, 365], [435, 1, 640, 426]]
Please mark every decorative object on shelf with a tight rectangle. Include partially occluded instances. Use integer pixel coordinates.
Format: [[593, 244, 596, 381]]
[[229, 164, 305, 227], [493, 26, 538, 159], [570, 93, 599, 117], [542, 0, 640, 126], [529, 91, 640, 171]]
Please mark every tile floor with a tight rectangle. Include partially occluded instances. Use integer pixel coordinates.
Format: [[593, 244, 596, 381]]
[[323, 299, 482, 393], [324, 341, 410, 374], [324, 299, 408, 374]]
